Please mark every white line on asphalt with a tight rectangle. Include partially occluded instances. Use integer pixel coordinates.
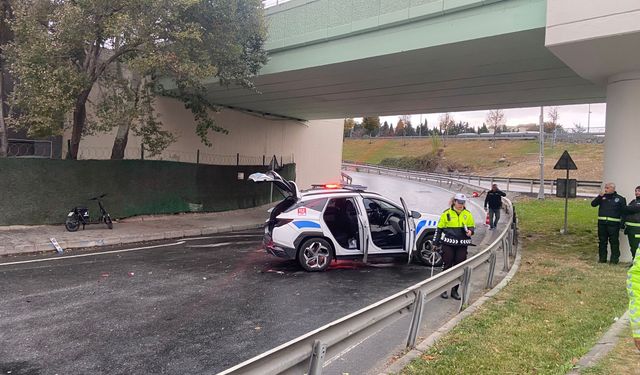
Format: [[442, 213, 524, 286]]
[[184, 235, 262, 241], [186, 242, 233, 248], [0, 241, 186, 267]]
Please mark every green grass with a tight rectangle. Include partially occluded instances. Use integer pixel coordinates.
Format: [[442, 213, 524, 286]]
[[343, 138, 604, 180], [401, 198, 629, 375]]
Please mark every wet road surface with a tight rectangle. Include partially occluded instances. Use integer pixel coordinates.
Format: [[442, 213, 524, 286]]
[[0, 173, 488, 374]]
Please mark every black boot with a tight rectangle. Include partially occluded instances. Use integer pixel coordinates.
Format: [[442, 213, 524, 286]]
[[450, 286, 461, 300], [440, 291, 448, 299]]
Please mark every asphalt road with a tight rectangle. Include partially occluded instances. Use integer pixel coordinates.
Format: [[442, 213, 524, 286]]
[[0, 173, 488, 375]]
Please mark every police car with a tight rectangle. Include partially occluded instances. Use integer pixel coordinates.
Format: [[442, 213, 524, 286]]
[[249, 171, 441, 272]]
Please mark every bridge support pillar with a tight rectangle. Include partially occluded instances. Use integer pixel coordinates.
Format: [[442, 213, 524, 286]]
[[604, 71, 640, 262]]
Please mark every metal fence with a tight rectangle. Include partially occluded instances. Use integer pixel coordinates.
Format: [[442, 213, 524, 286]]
[[76, 146, 294, 167], [343, 161, 602, 196], [7, 139, 53, 158], [218, 166, 517, 375]]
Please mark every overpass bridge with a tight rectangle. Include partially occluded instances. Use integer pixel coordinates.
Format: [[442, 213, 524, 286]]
[[202, 0, 638, 259]]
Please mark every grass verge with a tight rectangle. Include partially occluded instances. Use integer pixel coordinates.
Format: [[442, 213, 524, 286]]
[[581, 335, 640, 374], [401, 197, 629, 375]]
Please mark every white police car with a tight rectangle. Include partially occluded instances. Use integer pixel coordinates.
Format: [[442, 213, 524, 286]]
[[249, 171, 441, 272]]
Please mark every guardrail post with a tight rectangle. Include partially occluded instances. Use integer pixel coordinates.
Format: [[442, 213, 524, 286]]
[[506, 178, 510, 192], [406, 290, 424, 348], [502, 238, 510, 271], [478, 176, 481, 186], [486, 252, 497, 289], [308, 340, 327, 375], [460, 266, 473, 310], [530, 180, 534, 193]]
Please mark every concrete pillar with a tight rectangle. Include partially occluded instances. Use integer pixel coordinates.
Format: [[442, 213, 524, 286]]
[[603, 71, 640, 262]]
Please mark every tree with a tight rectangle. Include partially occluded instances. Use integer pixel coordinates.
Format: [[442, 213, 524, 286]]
[[0, 0, 13, 157], [343, 118, 355, 138], [547, 106, 560, 147], [395, 119, 406, 137], [438, 113, 453, 146], [486, 109, 505, 147], [380, 121, 389, 137], [6, 0, 268, 159], [361, 116, 381, 137], [572, 122, 586, 134]]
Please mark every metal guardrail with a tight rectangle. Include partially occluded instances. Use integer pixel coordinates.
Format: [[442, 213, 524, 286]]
[[218, 166, 517, 375], [343, 161, 602, 195]]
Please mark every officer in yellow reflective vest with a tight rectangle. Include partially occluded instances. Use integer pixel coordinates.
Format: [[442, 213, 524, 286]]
[[434, 193, 475, 300], [591, 182, 626, 264], [627, 251, 640, 351], [624, 186, 640, 260]]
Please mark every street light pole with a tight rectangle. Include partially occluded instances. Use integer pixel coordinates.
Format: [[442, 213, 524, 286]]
[[587, 103, 591, 133], [538, 106, 545, 199]]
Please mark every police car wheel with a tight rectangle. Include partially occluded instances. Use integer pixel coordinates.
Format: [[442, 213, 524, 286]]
[[298, 238, 333, 272], [416, 238, 443, 267]]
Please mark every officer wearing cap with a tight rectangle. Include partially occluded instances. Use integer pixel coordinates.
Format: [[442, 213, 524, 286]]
[[591, 182, 627, 264], [434, 193, 475, 300], [624, 185, 640, 259]]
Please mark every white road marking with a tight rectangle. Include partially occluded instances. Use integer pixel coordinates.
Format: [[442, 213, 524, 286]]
[[186, 242, 233, 248], [0, 241, 186, 267], [184, 235, 262, 241]]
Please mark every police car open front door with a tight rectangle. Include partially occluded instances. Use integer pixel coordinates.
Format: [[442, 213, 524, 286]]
[[400, 197, 416, 264], [355, 200, 370, 263]]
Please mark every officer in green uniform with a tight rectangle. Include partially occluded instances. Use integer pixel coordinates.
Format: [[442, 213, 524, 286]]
[[624, 186, 640, 260], [591, 182, 626, 264], [627, 250, 640, 351], [434, 193, 475, 300]]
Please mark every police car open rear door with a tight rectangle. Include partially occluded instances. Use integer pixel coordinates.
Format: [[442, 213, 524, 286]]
[[248, 171, 299, 199], [400, 197, 416, 264]]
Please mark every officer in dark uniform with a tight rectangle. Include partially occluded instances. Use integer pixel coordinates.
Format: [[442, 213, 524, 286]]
[[624, 186, 640, 260], [591, 182, 627, 264]]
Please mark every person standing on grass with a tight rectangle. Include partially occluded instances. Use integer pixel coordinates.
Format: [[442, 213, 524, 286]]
[[591, 182, 626, 264], [624, 186, 640, 260], [627, 253, 640, 351], [434, 193, 475, 300], [484, 183, 507, 230]]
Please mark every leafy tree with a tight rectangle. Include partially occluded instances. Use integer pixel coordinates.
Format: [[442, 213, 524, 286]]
[[389, 123, 394, 136], [362, 116, 380, 137], [0, 0, 13, 157], [395, 119, 406, 136], [5, 0, 268, 159], [343, 118, 355, 138]]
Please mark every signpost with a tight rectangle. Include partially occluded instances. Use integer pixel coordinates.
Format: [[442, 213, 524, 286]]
[[554, 150, 578, 234]]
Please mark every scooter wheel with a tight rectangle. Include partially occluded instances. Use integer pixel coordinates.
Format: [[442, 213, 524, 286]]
[[105, 215, 113, 230], [65, 217, 80, 232]]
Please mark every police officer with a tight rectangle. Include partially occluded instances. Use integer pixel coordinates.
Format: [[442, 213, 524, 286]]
[[434, 193, 475, 300], [484, 183, 507, 230], [591, 182, 627, 264], [624, 186, 640, 259]]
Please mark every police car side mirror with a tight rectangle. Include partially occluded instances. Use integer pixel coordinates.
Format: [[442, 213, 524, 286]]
[[411, 210, 421, 219]]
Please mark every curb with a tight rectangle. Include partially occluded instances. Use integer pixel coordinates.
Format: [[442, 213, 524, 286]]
[[381, 243, 523, 374], [2, 223, 264, 256], [566, 311, 630, 374]]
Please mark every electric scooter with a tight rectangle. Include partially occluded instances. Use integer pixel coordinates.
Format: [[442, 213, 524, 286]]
[[65, 194, 113, 232]]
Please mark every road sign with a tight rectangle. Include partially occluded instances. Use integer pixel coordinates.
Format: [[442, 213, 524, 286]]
[[554, 150, 578, 234], [553, 150, 577, 170], [556, 179, 577, 198]]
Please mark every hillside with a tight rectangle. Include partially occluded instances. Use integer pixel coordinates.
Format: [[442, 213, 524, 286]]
[[343, 138, 604, 181]]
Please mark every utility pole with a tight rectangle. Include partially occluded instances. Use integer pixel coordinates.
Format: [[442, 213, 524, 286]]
[[587, 103, 591, 133], [538, 106, 545, 199]]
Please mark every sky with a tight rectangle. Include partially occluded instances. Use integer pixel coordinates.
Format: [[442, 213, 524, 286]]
[[375, 103, 607, 132]]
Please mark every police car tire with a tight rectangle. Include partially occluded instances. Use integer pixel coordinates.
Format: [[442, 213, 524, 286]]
[[416, 237, 443, 267], [297, 237, 334, 272]]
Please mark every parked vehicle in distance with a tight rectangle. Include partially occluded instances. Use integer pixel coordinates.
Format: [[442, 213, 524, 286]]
[[249, 171, 441, 272]]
